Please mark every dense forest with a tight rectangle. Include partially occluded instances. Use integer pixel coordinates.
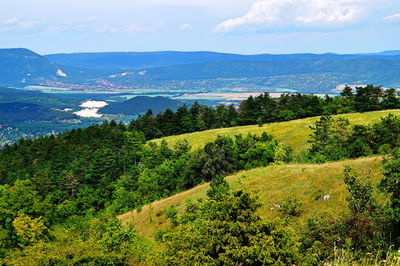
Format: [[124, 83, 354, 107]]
[[1, 84, 400, 264]]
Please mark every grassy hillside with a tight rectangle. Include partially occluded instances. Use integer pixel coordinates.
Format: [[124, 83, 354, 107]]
[[152, 110, 400, 155], [119, 156, 384, 240]]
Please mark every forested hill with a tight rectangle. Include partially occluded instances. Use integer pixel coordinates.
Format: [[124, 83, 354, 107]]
[[0, 48, 65, 86], [0, 87, 77, 108], [2, 85, 400, 264], [0, 102, 77, 122]]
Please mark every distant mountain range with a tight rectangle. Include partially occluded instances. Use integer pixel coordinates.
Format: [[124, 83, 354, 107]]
[[1, 48, 400, 93], [101, 96, 183, 116], [45, 50, 400, 70]]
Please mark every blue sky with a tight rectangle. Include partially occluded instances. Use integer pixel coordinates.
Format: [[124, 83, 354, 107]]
[[0, 0, 399, 54]]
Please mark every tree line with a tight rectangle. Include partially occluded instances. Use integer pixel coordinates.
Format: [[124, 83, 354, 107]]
[[307, 114, 400, 162], [129, 84, 400, 140]]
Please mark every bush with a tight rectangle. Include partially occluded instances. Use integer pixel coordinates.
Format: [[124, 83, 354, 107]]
[[279, 197, 303, 217], [160, 188, 301, 265]]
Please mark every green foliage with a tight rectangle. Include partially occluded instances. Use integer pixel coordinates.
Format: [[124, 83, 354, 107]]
[[165, 206, 178, 226], [12, 213, 47, 247], [300, 215, 344, 261], [308, 115, 353, 161], [2, 215, 151, 265], [279, 197, 303, 217], [380, 151, 400, 243], [343, 167, 375, 213], [0, 180, 50, 256], [128, 85, 400, 141], [160, 187, 300, 265], [308, 114, 400, 162], [206, 175, 230, 201], [354, 84, 384, 112]]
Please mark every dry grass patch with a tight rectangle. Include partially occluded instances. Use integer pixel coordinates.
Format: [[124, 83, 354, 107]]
[[119, 156, 384, 240]]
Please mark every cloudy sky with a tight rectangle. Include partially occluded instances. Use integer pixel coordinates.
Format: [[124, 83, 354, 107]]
[[0, 0, 399, 54]]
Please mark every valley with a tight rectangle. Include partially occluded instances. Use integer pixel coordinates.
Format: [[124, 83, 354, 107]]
[[2, 0, 400, 263], [1, 47, 400, 264]]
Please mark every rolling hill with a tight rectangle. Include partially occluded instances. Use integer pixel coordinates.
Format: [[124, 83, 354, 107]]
[[0, 48, 67, 86], [119, 156, 384, 240], [152, 109, 400, 154], [101, 96, 183, 115], [119, 109, 400, 240]]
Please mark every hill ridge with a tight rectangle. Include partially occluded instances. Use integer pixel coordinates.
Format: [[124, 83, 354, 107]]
[[152, 109, 400, 153]]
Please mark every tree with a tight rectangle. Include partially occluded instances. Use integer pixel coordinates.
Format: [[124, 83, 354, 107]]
[[12, 213, 47, 247], [186, 136, 239, 183], [161, 186, 300, 265], [206, 175, 230, 201], [0, 180, 49, 255], [340, 86, 354, 98], [382, 88, 400, 109], [308, 116, 353, 161], [354, 85, 384, 112], [243, 141, 278, 169], [343, 167, 375, 214], [380, 152, 400, 243], [342, 167, 379, 250]]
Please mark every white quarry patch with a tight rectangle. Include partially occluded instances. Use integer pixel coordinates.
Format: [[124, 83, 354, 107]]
[[74, 108, 102, 118], [74, 100, 109, 118], [109, 72, 131, 78], [56, 69, 68, 77], [79, 100, 108, 108]]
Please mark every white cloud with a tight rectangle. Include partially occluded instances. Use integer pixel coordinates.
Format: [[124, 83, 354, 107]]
[[4, 17, 19, 25], [214, 0, 366, 32], [16, 20, 45, 30], [383, 12, 400, 22], [96, 24, 155, 33], [0, 18, 46, 32], [179, 23, 193, 31]]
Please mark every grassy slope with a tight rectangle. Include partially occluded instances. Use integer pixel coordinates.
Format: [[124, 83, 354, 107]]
[[119, 156, 384, 240], [121, 110, 399, 240], [151, 110, 400, 154]]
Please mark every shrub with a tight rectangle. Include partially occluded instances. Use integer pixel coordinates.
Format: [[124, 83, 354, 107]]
[[279, 197, 303, 217]]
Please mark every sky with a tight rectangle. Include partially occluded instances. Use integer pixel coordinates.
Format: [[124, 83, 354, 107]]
[[0, 0, 399, 55]]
